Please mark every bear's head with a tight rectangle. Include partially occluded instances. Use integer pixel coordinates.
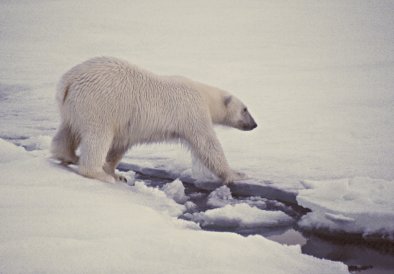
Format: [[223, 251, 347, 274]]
[[223, 95, 257, 131]]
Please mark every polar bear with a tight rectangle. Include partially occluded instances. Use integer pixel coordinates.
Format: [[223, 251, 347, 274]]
[[51, 57, 257, 184]]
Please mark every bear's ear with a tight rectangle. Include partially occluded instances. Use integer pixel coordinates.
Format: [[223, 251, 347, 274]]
[[224, 95, 232, 107]]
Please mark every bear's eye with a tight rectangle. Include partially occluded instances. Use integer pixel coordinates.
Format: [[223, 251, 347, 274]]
[[243, 107, 247, 113]]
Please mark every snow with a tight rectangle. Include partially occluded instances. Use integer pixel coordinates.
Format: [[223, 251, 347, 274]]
[[207, 185, 267, 209], [1, 0, 393, 184], [132, 180, 185, 217], [0, 138, 30, 163], [0, 140, 348, 274], [297, 177, 394, 240], [18, 135, 52, 151], [186, 203, 293, 229], [161, 179, 189, 204], [207, 186, 235, 208], [1, 0, 393, 272]]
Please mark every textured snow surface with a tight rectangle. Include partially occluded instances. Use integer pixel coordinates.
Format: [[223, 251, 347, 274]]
[[207, 186, 235, 208], [297, 178, 394, 239], [187, 203, 293, 229], [0, 140, 348, 274], [0, 139, 30, 163], [207, 185, 267, 209], [1, 0, 393, 272], [1, 0, 393, 184], [162, 179, 189, 204]]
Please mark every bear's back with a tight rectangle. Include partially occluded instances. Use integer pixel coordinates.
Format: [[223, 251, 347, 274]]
[[58, 57, 206, 134]]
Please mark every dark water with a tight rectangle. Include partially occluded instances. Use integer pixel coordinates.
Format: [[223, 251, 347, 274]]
[[128, 170, 394, 274]]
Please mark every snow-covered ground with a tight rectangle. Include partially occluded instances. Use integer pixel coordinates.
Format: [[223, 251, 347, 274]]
[[298, 177, 394, 240], [0, 139, 348, 273], [1, 0, 393, 273]]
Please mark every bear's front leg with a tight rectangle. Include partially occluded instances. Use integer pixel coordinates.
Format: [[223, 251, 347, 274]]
[[223, 170, 247, 184], [186, 128, 242, 184]]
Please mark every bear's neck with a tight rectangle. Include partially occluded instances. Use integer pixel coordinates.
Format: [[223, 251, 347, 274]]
[[193, 82, 226, 125], [176, 78, 226, 125]]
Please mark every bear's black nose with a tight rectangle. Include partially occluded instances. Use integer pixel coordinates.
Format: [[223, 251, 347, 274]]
[[243, 122, 257, 131]]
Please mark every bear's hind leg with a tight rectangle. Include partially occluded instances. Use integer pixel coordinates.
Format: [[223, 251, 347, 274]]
[[78, 130, 115, 183], [103, 145, 128, 182], [51, 122, 80, 165]]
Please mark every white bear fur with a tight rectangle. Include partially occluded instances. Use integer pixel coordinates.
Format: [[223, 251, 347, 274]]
[[51, 57, 257, 184]]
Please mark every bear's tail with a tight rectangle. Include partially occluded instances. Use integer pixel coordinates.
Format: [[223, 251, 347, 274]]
[[55, 75, 71, 108]]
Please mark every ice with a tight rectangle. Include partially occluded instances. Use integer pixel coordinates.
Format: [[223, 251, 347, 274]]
[[297, 177, 394, 240], [184, 201, 198, 212], [324, 213, 355, 223], [188, 203, 293, 229], [206, 185, 234, 208], [1, 0, 393, 271], [0, 139, 348, 273], [161, 178, 189, 204], [207, 185, 267, 209]]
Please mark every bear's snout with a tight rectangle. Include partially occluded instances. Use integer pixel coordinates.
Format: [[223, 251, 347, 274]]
[[251, 122, 257, 129], [240, 121, 257, 131], [239, 110, 258, 131], [244, 114, 257, 131], [244, 122, 257, 130]]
